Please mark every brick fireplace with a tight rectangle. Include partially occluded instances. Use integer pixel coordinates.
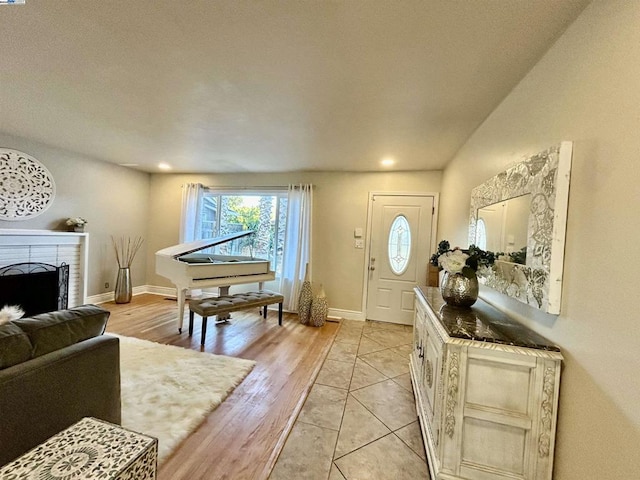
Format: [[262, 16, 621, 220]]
[[0, 229, 88, 310]]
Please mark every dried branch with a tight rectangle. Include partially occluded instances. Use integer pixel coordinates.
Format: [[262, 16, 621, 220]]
[[111, 236, 144, 268]]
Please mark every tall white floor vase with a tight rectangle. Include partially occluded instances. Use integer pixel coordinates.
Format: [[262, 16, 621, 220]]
[[310, 285, 328, 327], [298, 263, 312, 325]]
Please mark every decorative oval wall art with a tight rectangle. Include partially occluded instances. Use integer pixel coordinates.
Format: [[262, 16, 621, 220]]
[[0, 148, 56, 221]]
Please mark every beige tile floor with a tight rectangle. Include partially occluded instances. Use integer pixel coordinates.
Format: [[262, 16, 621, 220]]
[[270, 319, 431, 480]]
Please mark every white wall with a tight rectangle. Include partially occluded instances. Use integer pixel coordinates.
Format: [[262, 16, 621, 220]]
[[0, 134, 150, 297], [147, 170, 442, 314], [438, 1, 640, 478]]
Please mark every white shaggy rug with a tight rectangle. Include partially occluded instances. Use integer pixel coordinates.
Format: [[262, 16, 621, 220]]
[[116, 335, 256, 465]]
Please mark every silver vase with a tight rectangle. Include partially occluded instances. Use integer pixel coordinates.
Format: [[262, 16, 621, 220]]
[[114, 267, 132, 304], [440, 271, 479, 307]]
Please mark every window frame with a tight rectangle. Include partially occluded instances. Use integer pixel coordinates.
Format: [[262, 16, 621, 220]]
[[198, 188, 288, 278]]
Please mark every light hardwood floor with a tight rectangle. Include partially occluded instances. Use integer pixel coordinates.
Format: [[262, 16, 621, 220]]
[[103, 293, 339, 480]]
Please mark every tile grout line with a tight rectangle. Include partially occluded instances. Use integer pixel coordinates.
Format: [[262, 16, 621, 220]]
[[326, 321, 362, 479], [332, 322, 426, 477], [272, 319, 426, 480], [328, 321, 417, 476]]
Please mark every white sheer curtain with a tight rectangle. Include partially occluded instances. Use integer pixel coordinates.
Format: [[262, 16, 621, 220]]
[[179, 183, 204, 243], [280, 184, 313, 311]]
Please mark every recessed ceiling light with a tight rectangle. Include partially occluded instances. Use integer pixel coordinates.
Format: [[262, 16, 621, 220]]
[[158, 163, 172, 171], [381, 157, 395, 167]]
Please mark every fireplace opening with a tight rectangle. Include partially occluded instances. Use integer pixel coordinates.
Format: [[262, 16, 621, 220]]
[[0, 262, 69, 317]]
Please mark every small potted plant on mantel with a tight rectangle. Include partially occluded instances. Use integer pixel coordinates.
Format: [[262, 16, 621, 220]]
[[66, 217, 88, 233]]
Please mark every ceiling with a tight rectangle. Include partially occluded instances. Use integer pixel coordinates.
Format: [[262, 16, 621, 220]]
[[0, 1, 590, 174]]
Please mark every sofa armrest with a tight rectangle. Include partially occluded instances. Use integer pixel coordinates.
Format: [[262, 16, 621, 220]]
[[0, 334, 121, 466]]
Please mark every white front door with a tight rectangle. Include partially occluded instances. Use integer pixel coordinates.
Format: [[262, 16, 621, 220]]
[[366, 194, 435, 324]]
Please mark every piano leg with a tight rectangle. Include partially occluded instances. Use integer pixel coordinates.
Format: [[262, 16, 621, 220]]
[[177, 287, 187, 333], [218, 286, 231, 321]]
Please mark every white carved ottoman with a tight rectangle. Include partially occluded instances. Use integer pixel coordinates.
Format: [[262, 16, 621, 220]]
[[0, 417, 157, 479]]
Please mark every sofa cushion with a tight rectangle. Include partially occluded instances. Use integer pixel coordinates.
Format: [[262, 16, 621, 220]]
[[0, 323, 33, 369], [13, 305, 110, 358]]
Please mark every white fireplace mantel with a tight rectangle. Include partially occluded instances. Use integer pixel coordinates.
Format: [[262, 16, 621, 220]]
[[0, 229, 89, 306]]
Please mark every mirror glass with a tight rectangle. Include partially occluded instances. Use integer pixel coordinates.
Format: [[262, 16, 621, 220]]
[[476, 194, 530, 263], [469, 142, 572, 314]]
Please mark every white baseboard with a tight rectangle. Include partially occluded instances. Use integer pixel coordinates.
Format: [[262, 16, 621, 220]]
[[328, 308, 365, 321], [143, 285, 176, 298], [87, 286, 366, 323], [86, 285, 170, 305], [85, 292, 113, 305]]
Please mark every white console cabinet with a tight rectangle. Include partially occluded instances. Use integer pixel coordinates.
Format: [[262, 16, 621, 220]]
[[411, 287, 563, 480]]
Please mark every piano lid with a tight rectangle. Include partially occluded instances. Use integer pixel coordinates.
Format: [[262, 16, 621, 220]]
[[156, 230, 255, 258]]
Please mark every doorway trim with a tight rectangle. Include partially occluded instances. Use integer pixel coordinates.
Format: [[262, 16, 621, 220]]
[[360, 191, 440, 320]]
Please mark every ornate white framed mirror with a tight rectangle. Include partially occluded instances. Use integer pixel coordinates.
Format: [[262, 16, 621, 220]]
[[469, 141, 572, 314]]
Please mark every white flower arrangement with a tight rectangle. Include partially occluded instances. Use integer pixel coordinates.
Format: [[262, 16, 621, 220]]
[[66, 217, 88, 227], [430, 240, 496, 279], [438, 249, 469, 275]]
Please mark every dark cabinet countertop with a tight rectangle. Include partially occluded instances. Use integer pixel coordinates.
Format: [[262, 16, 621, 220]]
[[416, 286, 560, 352]]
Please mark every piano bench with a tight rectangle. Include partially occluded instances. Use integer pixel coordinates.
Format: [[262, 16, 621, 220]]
[[188, 290, 284, 345]]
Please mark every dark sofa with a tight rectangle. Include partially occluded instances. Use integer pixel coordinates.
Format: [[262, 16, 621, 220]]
[[0, 305, 121, 465]]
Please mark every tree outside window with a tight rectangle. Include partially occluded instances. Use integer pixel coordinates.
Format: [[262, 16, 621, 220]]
[[197, 191, 287, 277]]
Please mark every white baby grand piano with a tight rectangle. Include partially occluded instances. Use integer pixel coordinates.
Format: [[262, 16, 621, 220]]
[[156, 231, 275, 332]]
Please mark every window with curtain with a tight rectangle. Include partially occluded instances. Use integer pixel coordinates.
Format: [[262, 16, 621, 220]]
[[194, 189, 288, 278]]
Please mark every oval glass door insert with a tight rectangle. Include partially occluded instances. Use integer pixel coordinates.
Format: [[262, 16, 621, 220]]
[[388, 215, 411, 275]]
